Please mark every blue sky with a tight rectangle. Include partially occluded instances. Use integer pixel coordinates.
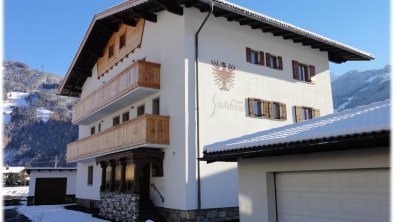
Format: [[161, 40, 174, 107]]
[[4, 0, 390, 77]]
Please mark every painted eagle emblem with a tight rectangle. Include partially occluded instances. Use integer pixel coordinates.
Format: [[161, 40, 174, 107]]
[[211, 60, 236, 91]]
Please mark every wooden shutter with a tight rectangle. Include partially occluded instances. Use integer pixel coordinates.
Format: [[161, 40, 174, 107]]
[[292, 60, 299, 80], [312, 108, 320, 118], [280, 103, 287, 120], [305, 66, 311, 82], [268, 101, 274, 119], [259, 51, 265, 66], [309, 65, 316, 77], [262, 100, 269, 117], [266, 53, 271, 68], [246, 47, 251, 63], [277, 56, 283, 70], [295, 106, 302, 122], [248, 98, 254, 116]]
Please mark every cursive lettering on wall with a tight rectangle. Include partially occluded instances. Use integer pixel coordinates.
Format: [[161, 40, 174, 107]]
[[209, 94, 245, 117]]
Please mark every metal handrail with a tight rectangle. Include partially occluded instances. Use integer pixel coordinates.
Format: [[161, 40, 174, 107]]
[[151, 183, 164, 203]]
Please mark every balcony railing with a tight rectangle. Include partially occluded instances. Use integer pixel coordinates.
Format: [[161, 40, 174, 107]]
[[67, 114, 169, 162], [72, 60, 160, 124]]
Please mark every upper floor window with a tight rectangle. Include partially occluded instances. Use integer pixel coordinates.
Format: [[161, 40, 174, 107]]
[[90, 126, 95, 135], [108, 44, 114, 59], [152, 98, 160, 115], [294, 106, 320, 122], [119, 32, 126, 49], [246, 47, 264, 65], [113, 116, 120, 126], [137, 105, 145, 117], [122, 112, 129, 122], [292, 60, 316, 82], [248, 98, 286, 120], [266, 53, 283, 70]]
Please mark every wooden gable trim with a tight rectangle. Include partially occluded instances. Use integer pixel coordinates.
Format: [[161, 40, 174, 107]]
[[97, 19, 145, 78]]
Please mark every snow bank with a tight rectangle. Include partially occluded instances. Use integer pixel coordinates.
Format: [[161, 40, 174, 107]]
[[2, 186, 29, 197], [17, 205, 109, 222]]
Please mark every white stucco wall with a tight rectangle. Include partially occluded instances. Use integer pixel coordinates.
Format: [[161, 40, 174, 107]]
[[237, 147, 389, 222], [73, 6, 335, 211], [183, 7, 333, 210], [28, 170, 77, 196], [75, 161, 102, 200]]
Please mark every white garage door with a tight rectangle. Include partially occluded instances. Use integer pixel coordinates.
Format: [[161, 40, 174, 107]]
[[276, 169, 389, 222]]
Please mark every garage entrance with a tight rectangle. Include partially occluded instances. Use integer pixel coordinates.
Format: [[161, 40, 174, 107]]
[[275, 169, 389, 222], [34, 178, 67, 205]]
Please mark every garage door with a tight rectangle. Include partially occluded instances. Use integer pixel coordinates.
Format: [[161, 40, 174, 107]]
[[34, 178, 67, 205], [276, 169, 389, 222]]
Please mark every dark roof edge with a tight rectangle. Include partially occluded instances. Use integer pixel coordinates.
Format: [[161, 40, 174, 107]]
[[202, 130, 390, 163]]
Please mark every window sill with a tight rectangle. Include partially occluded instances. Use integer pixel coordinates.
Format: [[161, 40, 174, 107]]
[[248, 115, 286, 121]]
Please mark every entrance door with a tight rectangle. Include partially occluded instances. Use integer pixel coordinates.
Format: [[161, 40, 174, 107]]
[[34, 178, 67, 205], [140, 164, 150, 201]]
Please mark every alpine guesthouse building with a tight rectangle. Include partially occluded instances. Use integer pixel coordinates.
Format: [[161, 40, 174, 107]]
[[59, 0, 373, 221]]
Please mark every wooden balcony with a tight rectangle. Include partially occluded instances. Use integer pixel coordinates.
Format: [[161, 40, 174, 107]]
[[72, 60, 160, 125], [67, 115, 169, 162]]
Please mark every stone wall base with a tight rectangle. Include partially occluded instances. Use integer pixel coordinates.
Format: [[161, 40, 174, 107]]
[[99, 192, 139, 222], [156, 206, 239, 222], [76, 198, 100, 209]]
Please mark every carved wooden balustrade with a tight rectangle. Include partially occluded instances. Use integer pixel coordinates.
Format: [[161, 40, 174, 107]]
[[72, 60, 160, 123], [67, 115, 169, 162]]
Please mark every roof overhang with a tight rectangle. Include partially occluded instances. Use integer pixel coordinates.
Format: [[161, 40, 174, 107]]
[[59, 0, 374, 97], [202, 131, 390, 163]]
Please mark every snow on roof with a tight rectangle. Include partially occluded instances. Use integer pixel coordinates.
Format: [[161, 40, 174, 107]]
[[204, 100, 390, 153], [3, 166, 26, 174], [26, 167, 77, 171], [202, 0, 373, 60]]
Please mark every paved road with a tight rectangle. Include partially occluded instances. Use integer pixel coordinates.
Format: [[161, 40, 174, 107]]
[[4, 208, 31, 222]]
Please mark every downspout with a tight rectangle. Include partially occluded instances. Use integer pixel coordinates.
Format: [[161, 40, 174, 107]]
[[195, 1, 214, 217]]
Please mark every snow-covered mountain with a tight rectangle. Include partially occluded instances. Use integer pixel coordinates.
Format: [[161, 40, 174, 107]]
[[332, 65, 390, 112], [3, 61, 78, 167]]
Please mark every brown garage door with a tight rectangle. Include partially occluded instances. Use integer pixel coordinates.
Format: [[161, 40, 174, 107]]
[[34, 178, 67, 205]]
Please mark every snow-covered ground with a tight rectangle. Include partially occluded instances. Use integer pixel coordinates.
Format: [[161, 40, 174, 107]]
[[3, 91, 53, 123], [17, 205, 109, 222], [3, 92, 30, 123], [335, 96, 354, 112], [36, 108, 53, 123]]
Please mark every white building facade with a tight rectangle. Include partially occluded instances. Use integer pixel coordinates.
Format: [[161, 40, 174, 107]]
[[59, 1, 373, 221]]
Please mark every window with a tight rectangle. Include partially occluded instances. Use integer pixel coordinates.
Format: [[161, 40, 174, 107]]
[[108, 44, 114, 59], [137, 105, 145, 116], [248, 98, 262, 117], [87, 166, 93, 185], [292, 60, 316, 82], [266, 53, 283, 70], [125, 163, 135, 191], [294, 106, 320, 122], [248, 98, 286, 120], [152, 98, 160, 115], [246, 47, 264, 65], [119, 32, 126, 49], [90, 127, 95, 135], [113, 116, 120, 126], [98, 123, 102, 132], [105, 166, 111, 190], [122, 112, 129, 122], [272, 102, 281, 120], [115, 164, 121, 190]]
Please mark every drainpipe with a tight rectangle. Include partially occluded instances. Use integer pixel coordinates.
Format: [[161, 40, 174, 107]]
[[195, 1, 214, 218]]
